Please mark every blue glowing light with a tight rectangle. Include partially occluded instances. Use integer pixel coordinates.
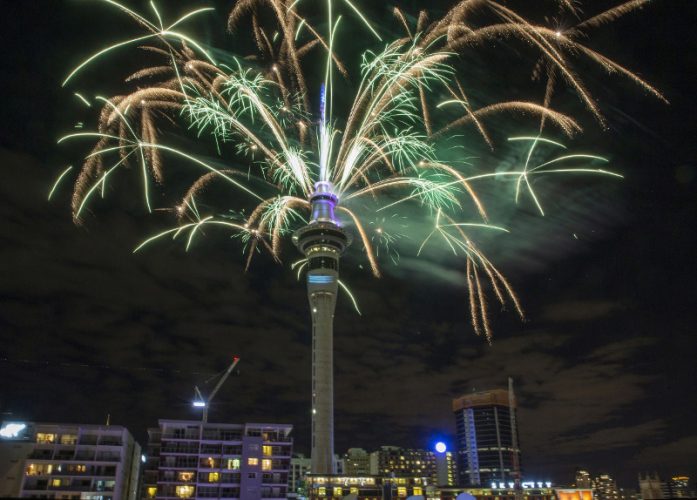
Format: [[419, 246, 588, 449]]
[[193, 401, 206, 408], [435, 441, 447, 453], [308, 275, 334, 284]]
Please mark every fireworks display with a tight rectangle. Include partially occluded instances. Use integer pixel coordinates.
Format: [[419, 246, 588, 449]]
[[55, 0, 664, 342]]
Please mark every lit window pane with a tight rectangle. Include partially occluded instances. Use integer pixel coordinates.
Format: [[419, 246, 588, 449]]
[[175, 485, 194, 498]]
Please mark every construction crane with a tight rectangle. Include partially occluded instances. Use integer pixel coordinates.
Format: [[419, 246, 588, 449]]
[[193, 356, 240, 423]]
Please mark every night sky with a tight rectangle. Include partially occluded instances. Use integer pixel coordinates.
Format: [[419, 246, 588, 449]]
[[1, 0, 696, 488]]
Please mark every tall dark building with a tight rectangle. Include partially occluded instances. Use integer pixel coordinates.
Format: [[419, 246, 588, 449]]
[[452, 382, 521, 487], [667, 476, 694, 498]]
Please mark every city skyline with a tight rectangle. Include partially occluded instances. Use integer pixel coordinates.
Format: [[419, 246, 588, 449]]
[[0, 0, 696, 490], [2, 418, 693, 494]]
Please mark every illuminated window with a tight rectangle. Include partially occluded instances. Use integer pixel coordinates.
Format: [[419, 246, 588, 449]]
[[26, 463, 54, 476], [318, 487, 326, 497], [206, 457, 215, 468], [262, 445, 272, 456], [334, 487, 343, 496], [178, 472, 194, 482], [414, 487, 423, 496], [175, 485, 194, 498], [398, 478, 406, 485], [248, 458, 258, 466], [36, 433, 56, 444], [350, 487, 358, 494], [261, 459, 272, 471], [226, 459, 240, 470], [397, 486, 407, 497], [76, 464, 86, 472], [51, 479, 62, 487], [208, 472, 219, 483], [146, 486, 157, 498], [60, 434, 77, 445]]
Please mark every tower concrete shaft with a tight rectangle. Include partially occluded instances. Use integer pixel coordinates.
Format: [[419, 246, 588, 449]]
[[293, 182, 349, 475]]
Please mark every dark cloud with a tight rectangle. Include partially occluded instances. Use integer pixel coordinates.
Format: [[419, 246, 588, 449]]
[[632, 436, 697, 473], [542, 300, 624, 323]]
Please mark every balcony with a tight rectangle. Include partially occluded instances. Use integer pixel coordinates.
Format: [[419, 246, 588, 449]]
[[98, 439, 123, 446], [48, 485, 95, 492], [78, 436, 98, 445], [161, 446, 200, 454], [162, 432, 200, 440]]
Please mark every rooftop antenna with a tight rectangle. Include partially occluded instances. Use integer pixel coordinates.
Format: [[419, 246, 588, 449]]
[[193, 356, 240, 423], [508, 377, 520, 486]]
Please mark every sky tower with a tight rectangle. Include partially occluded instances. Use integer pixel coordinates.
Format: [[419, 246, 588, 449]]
[[291, 83, 351, 474], [293, 181, 350, 474]]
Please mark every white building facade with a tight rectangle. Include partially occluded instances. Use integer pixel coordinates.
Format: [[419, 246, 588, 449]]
[[0, 421, 141, 500], [142, 420, 292, 500]]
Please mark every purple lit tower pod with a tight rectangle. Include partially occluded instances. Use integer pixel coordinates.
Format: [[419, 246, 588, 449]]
[[293, 181, 351, 474]]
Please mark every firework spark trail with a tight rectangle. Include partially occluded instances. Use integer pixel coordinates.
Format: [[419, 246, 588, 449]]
[[54, 0, 662, 340]]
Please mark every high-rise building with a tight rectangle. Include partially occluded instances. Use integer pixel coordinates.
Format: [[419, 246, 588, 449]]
[[343, 448, 370, 476], [452, 383, 521, 487], [667, 476, 693, 498], [435, 449, 458, 487], [142, 420, 292, 500], [639, 473, 667, 500], [576, 469, 592, 489], [0, 421, 141, 500], [593, 473, 621, 500]]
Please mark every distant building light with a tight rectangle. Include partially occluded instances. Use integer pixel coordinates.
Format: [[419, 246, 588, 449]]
[[0, 423, 26, 438], [141, 454, 147, 463]]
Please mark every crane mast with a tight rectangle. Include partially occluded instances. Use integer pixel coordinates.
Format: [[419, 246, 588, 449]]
[[193, 356, 240, 423]]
